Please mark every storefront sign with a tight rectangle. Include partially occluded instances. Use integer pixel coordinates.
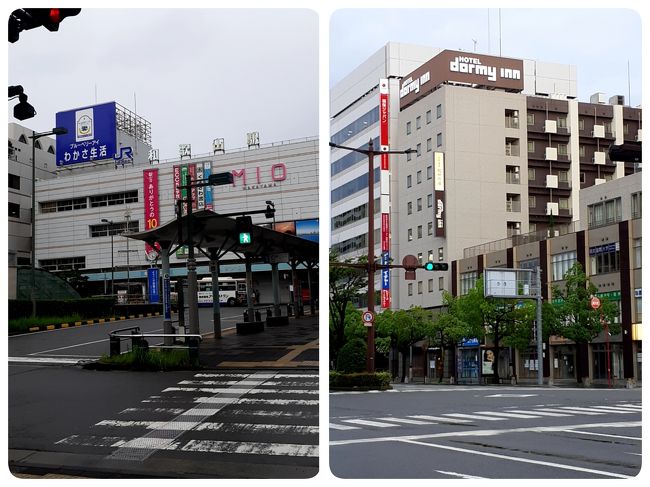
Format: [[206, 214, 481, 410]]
[[231, 163, 287, 190], [434, 152, 445, 237], [379, 79, 391, 308], [147, 268, 160, 303], [143, 168, 160, 258]]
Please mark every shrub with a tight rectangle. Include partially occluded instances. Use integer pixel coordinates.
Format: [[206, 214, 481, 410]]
[[329, 371, 392, 390], [336, 338, 367, 373]]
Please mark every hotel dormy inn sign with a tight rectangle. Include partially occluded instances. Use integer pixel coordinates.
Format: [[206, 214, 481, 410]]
[[400, 49, 524, 109]]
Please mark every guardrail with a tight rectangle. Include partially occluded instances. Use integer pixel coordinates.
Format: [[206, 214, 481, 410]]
[[108, 326, 202, 359]]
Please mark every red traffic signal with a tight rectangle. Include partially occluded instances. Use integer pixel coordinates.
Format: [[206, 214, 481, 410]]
[[9, 8, 81, 42]]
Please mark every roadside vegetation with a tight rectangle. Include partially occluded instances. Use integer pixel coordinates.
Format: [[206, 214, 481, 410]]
[[96, 346, 200, 371], [9, 314, 83, 334]]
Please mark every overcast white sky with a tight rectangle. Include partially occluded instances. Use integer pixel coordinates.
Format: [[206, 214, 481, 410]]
[[8, 8, 319, 161], [330, 8, 643, 106]]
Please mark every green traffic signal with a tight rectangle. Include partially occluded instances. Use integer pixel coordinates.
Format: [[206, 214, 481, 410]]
[[423, 261, 448, 271]]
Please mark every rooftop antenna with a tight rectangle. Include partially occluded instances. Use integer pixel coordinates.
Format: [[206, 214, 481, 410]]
[[487, 9, 491, 54], [499, 8, 502, 56], [627, 60, 631, 106], [472, 39, 477, 52]]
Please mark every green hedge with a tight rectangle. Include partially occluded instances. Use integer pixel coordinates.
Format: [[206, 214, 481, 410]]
[[336, 338, 367, 373], [329, 371, 392, 390], [9, 298, 115, 320]]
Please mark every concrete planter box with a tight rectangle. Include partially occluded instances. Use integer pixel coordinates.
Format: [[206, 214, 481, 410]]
[[236, 321, 265, 334]]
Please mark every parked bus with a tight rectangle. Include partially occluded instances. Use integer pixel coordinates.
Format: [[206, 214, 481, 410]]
[[197, 276, 247, 306]]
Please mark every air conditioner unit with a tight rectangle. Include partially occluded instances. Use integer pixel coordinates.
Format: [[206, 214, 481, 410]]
[[593, 151, 606, 165], [545, 147, 558, 161], [546, 202, 559, 216], [592, 125, 605, 138], [636, 129, 642, 142], [546, 175, 558, 188], [609, 95, 625, 105], [213, 138, 225, 154], [544, 120, 557, 134], [514, 222, 521, 229], [595, 178, 606, 185]]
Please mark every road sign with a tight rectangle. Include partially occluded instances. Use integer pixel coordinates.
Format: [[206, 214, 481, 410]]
[[591, 296, 601, 309], [362, 311, 375, 326]]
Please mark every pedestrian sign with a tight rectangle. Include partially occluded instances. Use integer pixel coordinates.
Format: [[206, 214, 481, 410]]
[[239, 232, 251, 244], [362, 311, 374, 326]]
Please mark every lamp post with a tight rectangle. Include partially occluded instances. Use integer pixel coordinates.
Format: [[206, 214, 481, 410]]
[[29, 127, 67, 317], [329, 138, 415, 373], [101, 219, 115, 297]]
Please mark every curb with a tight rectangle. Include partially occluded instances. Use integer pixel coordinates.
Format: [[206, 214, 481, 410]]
[[19, 312, 165, 334]]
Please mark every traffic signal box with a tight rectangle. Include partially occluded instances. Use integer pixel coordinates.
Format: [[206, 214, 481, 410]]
[[235, 216, 253, 245], [9, 8, 81, 42], [423, 262, 449, 271]]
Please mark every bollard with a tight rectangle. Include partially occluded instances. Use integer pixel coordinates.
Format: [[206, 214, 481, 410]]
[[109, 335, 120, 357], [255, 309, 262, 321], [243, 310, 249, 322], [188, 337, 199, 362]]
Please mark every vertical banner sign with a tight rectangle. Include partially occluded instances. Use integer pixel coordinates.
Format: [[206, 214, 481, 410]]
[[203, 162, 213, 210], [143, 168, 160, 258], [163, 273, 171, 320], [147, 268, 160, 303], [434, 152, 446, 237], [196, 163, 205, 209], [379, 79, 391, 309], [188, 163, 197, 210], [180, 164, 189, 215]]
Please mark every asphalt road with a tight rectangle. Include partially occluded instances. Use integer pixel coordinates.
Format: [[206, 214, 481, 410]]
[[8, 306, 246, 363], [330, 384, 642, 479]]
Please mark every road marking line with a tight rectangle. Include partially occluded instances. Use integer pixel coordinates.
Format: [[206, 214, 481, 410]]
[[180, 439, 318, 457], [329, 423, 360, 430], [473, 411, 541, 419], [435, 470, 487, 479], [533, 407, 602, 416], [562, 430, 642, 441], [8, 356, 82, 365], [399, 438, 631, 479], [329, 421, 642, 446], [163, 386, 318, 395], [193, 423, 318, 435], [554, 407, 608, 415], [588, 406, 639, 414], [193, 397, 318, 406], [512, 410, 572, 417], [376, 417, 437, 425], [408, 415, 472, 423], [341, 419, 398, 428], [443, 413, 506, 421]]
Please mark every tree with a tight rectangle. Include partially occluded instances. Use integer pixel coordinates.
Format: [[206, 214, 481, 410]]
[[376, 307, 434, 382], [329, 250, 367, 368], [547, 262, 620, 383], [451, 276, 534, 383]]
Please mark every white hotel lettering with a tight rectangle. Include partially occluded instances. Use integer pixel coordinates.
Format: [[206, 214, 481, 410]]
[[449, 56, 520, 82]]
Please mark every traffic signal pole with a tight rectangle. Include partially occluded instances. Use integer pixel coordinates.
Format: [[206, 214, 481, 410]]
[[366, 140, 376, 373]]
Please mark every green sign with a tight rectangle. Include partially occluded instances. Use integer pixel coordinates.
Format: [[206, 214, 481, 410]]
[[239, 232, 251, 245]]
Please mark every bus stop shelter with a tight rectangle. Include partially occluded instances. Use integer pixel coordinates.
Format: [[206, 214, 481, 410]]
[[127, 209, 319, 340]]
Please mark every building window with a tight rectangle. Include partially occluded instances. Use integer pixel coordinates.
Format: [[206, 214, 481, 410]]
[[427, 138, 432, 152], [579, 119, 585, 131], [460, 271, 477, 295], [332, 203, 369, 230], [408, 228, 413, 241], [427, 194, 433, 208], [427, 222, 433, 235], [407, 151, 412, 162], [416, 170, 422, 184], [416, 116, 421, 130], [436, 133, 442, 147], [406, 121, 412, 135], [559, 198, 569, 210], [505, 109, 519, 128], [408, 283, 413, 296], [527, 141, 535, 153], [551, 251, 577, 281], [416, 143, 422, 156], [428, 249, 434, 261], [417, 225, 422, 238], [39, 256, 86, 272], [558, 170, 568, 183], [407, 202, 413, 215], [631, 192, 642, 218], [588, 197, 621, 228], [436, 104, 442, 119], [505, 138, 519, 156], [90, 220, 139, 238], [439, 276, 444, 291], [558, 144, 568, 156], [427, 165, 433, 179], [407, 175, 412, 188], [9, 202, 20, 218], [331, 107, 380, 146], [438, 247, 444, 261], [580, 172, 586, 184], [579, 145, 586, 158], [40, 197, 87, 213], [417, 198, 422, 211], [9, 173, 20, 190], [529, 196, 536, 208], [428, 279, 434, 293], [89, 190, 138, 208], [426, 110, 432, 124], [633, 238, 642, 268], [417, 252, 423, 264], [418, 281, 423, 294], [557, 116, 567, 129], [590, 243, 620, 275], [528, 168, 536, 181], [529, 223, 537, 233], [527, 113, 534, 125]]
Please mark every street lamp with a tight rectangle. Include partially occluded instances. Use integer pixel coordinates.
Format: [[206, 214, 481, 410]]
[[329, 138, 415, 372], [101, 219, 115, 297], [29, 126, 67, 317]]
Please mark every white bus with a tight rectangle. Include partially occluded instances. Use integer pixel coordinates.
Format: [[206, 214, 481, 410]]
[[197, 276, 247, 307]]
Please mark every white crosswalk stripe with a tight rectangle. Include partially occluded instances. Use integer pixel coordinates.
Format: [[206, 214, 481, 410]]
[[329, 422, 360, 430], [376, 417, 437, 425], [443, 413, 507, 421], [54, 371, 318, 464], [407, 414, 473, 423], [473, 411, 541, 419], [341, 419, 398, 428], [512, 410, 572, 417]]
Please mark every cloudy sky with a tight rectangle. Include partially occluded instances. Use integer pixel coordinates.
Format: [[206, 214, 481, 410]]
[[330, 8, 643, 106], [8, 8, 319, 161]]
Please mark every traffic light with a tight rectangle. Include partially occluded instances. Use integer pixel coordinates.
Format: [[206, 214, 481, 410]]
[[9, 86, 36, 121], [608, 142, 641, 163], [235, 216, 253, 245], [423, 262, 448, 271], [9, 8, 81, 42]]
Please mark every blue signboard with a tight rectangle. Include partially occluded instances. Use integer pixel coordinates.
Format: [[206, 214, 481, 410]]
[[163, 273, 171, 320], [55, 102, 117, 166], [147, 268, 160, 304], [381, 252, 390, 291], [203, 162, 213, 210]]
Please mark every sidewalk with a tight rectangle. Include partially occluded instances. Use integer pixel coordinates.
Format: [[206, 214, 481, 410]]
[[197, 312, 319, 369]]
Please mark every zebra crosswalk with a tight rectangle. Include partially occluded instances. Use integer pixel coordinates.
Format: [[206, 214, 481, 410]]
[[55, 371, 319, 467], [329, 402, 642, 431]]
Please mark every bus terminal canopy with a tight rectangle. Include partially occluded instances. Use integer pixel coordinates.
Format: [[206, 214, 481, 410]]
[[127, 209, 318, 264]]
